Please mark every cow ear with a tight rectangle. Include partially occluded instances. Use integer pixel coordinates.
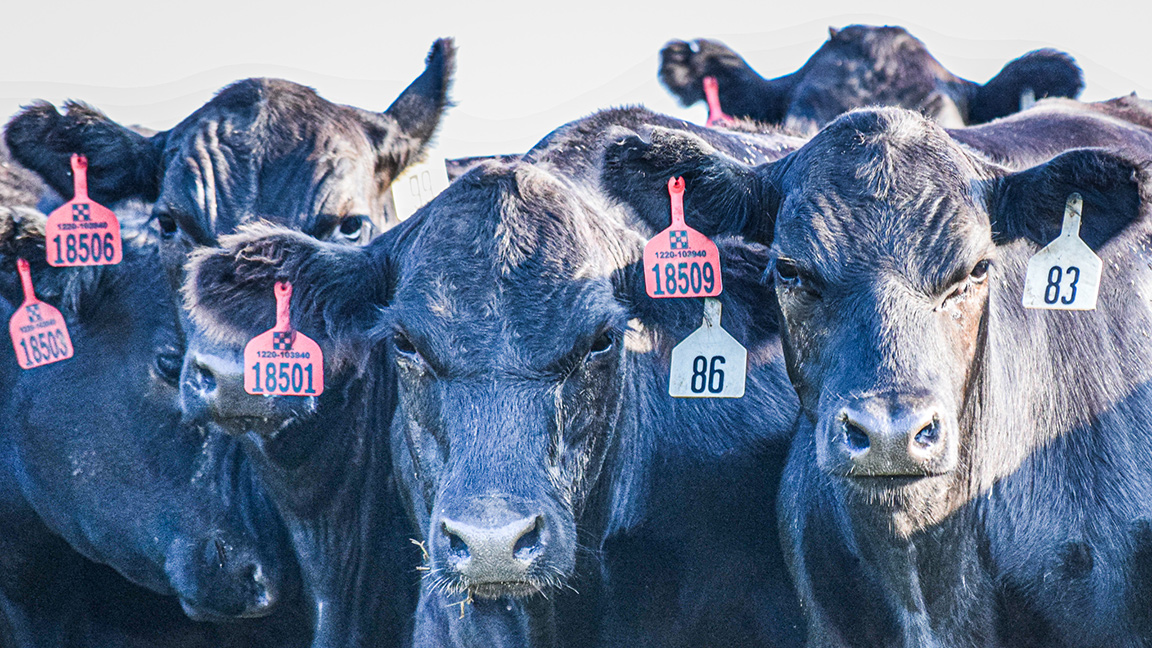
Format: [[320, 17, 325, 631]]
[[600, 126, 781, 245], [658, 38, 789, 124], [0, 206, 103, 316], [360, 38, 456, 181], [183, 224, 388, 353], [969, 49, 1083, 124], [988, 148, 1148, 249], [4, 101, 165, 205]]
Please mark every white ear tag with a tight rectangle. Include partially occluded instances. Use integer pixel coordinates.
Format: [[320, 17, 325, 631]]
[[1022, 193, 1102, 311], [387, 156, 450, 221], [668, 298, 747, 398]]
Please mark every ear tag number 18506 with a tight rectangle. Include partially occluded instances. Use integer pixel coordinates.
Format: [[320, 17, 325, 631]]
[[8, 259, 73, 369], [244, 282, 324, 396], [669, 298, 746, 398], [1022, 193, 1102, 311], [643, 177, 723, 299], [45, 154, 122, 267]]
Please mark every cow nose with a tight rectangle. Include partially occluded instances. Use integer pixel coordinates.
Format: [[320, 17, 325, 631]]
[[171, 536, 280, 621], [833, 395, 956, 476], [439, 514, 543, 584], [180, 348, 316, 437]]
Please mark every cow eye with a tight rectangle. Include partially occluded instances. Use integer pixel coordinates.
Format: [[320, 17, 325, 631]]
[[154, 211, 179, 239], [970, 259, 990, 281], [337, 216, 371, 242], [588, 332, 614, 358], [154, 349, 183, 386], [393, 331, 424, 366], [774, 258, 800, 283]]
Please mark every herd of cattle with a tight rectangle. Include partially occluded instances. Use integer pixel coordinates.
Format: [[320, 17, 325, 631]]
[[3, 23, 1152, 648]]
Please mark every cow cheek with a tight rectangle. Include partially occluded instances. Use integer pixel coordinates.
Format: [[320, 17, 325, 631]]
[[554, 358, 624, 503], [777, 297, 830, 409], [945, 287, 988, 392], [398, 373, 447, 511]]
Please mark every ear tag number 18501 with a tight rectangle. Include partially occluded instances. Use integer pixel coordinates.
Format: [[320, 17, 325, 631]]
[[669, 298, 746, 398], [8, 259, 73, 369], [643, 177, 723, 299], [1022, 193, 1102, 311], [45, 154, 122, 267], [244, 282, 324, 396]]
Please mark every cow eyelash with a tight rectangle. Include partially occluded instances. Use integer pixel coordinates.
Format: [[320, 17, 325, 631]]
[[392, 331, 423, 363], [939, 260, 991, 308]]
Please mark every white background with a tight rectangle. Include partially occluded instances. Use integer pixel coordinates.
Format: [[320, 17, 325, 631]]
[[2, 0, 1149, 159]]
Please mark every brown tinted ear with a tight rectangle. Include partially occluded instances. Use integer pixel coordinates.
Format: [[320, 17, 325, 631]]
[[5, 101, 165, 205], [600, 126, 783, 245], [989, 148, 1148, 249], [359, 38, 456, 179], [183, 223, 387, 351]]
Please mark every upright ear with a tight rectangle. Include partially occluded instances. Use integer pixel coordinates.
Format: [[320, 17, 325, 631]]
[[4, 101, 165, 205], [970, 49, 1084, 124], [989, 148, 1148, 249], [0, 206, 104, 315], [359, 38, 456, 177], [658, 38, 791, 124], [184, 224, 388, 351], [600, 126, 781, 244]]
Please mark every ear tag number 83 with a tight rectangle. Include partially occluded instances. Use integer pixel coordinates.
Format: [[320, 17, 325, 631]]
[[9, 259, 73, 369], [643, 177, 723, 299], [1022, 193, 1102, 311], [669, 298, 746, 398], [244, 282, 324, 396], [45, 154, 122, 267]]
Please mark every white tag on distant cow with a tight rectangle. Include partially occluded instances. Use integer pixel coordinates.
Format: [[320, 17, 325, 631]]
[[668, 298, 747, 398], [1022, 193, 1102, 311], [389, 157, 449, 221]]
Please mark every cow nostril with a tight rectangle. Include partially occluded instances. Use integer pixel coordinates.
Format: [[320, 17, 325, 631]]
[[914, 417, 940, 448], [513, 517, 542, 560], [442, 522, 470, 559], [842, 417, 870, 453]]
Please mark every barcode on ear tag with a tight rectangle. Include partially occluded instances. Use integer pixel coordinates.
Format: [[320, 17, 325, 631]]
[[643, 177, 723, 299], [388, 157, 450, 221], [668, 298, 746, 398], [9, 259, 73, 369], [45, 154, 122, 267], [243, 282, 324, 396], [1022, 193, 1102, 311]]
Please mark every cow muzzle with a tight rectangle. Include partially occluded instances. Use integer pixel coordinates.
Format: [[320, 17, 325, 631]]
[[817, 392, 958, 478], [167, 533, 281, 621]]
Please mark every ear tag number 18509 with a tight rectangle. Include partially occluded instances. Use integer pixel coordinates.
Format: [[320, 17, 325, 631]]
[[45, 154, 122, 267], [244, 282, 324, 396], [1022, 193, 1102, 311], [669, 298, 746, 398], [8, 259, 73, 369], [643, 177, 723, 299]]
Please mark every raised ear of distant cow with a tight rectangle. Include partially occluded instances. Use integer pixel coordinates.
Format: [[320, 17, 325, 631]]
[[660, 25, 1084, 133], [4, 38, 455, 252]]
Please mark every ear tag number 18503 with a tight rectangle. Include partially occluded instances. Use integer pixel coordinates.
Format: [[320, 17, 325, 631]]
[[669, 298, 746, 398], [8, 259, 73, 369], [45, 154, 122, 267], [1022, 193, 1102, 311], [643, 177, 723, 299], [244, 282, 324, 396]]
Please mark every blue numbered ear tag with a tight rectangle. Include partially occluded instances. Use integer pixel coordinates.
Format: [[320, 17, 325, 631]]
[[668, 298, 747, 398], [1022, 193, 1102, 311]]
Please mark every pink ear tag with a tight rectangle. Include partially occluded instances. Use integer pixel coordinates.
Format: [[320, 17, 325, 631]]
[[9, 259, 74, 369], [45, 154, 123, 266], [703, 76, 734, 127], [243, 282, 324, 396], [643, 177, 723, 299]]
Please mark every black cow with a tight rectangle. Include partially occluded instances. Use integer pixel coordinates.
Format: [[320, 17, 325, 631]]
[[602, 105, 1152, 646], [0, 208, 301, 647], [179, 105, 810, 647], [660, 25, 1084, 134]]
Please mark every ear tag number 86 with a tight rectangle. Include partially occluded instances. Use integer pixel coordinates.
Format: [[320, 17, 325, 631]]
[[1022, 193, 1103, 311], [669, 298, 746, 398], [9, 259, 73, 369], [643, 177, 723, 299], [45, 154, 122, 267], [243, 282, 324, 396]]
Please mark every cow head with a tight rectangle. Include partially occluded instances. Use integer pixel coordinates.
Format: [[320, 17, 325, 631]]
[[603, 112, 1146, 504], [5, 38, 455, 284], [0, 207, 294, 621]]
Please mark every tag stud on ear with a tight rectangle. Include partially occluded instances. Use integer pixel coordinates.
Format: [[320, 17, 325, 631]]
[[45, 154, 123, 267], [1022, 193, 1103, 311], [668, 298, 747, 398], [703, 77, 734, 127], [9, 258, 74, 369], [643, 177, 724, 299], [243, 281, 324, 396]]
